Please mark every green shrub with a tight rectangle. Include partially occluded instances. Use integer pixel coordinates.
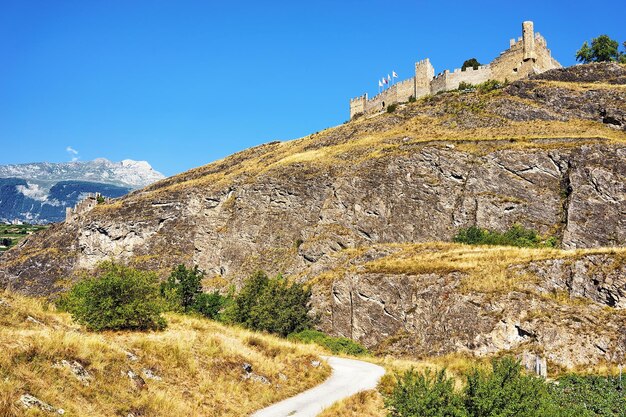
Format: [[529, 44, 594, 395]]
[[384, 357, 626, 417], [385, 368, 467, 417], [387, 104, 398, 113], [226, 271, 314, 337], [288, 329, 368, 356], [453, 224, 555, 248], [476, 79, 503, 93], [193, 291, 227, 320], [59, 262, 165, 331], [408, 95, 416, 103], [550, 374, 626, 416], [464, 357, 552, 417], [458, 81, 475, 91]]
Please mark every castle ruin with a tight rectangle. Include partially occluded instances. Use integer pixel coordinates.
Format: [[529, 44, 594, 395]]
[[349, 21, 561, 119], [65, 193, 111, 223]]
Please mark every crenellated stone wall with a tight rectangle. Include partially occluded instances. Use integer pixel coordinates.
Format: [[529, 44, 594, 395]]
[[349, 21, 561, 119]]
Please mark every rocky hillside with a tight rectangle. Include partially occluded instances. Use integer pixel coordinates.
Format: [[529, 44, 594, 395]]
[[308, 243, 626, 369], [1, 63, 625, 368]]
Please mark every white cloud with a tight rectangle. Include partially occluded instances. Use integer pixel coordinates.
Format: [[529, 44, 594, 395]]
[[66, 146, 79, 161], [16, 183, 49, 202]]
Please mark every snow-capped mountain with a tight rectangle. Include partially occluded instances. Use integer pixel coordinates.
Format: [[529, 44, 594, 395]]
[[0, 158, 164, 189], [0, 159, 165, 224]]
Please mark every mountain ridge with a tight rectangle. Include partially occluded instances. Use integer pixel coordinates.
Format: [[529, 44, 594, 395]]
[[0, 158, 164, 189], [0, 159, 165, 223]]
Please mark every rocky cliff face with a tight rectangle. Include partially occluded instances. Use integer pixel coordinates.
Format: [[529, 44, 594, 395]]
[[4, 140, 623, 293], [1, 64, 625, 368], [308, 244, 626, 368]]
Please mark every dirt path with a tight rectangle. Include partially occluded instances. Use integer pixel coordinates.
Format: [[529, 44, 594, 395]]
[[250, 356, 385, 417]]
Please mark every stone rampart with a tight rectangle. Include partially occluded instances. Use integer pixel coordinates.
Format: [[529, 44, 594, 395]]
[[348, 21, 561, 118], [395, 77, 415, 101]]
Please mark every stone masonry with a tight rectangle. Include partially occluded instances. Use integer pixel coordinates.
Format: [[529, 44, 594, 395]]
[[349, 21, 561, 119]]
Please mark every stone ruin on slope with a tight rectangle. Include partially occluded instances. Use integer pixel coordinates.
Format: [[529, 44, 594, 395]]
[[65, 193, 112, 223]]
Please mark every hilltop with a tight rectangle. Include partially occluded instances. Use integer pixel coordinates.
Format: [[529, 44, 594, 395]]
[[1, 63, 625, 369]]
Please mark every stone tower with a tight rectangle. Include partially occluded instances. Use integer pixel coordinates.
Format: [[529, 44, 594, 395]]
[[522, 21, 536, 61], [414, 58, 434, 97], [349, 94, 368, 119]]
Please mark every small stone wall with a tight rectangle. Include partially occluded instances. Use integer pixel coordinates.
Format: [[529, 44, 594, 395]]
[[65, 193, 111, 223]]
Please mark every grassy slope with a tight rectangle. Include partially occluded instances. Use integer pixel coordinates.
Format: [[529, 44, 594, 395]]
[[318, 390, 385, 417], [0, 291, 487, 417], [308, 242, 626, 293], [0, 292, 331, 417]]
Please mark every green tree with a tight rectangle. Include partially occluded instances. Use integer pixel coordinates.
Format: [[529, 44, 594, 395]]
[[385, 368, 467, 417], [576, 35, 620, 63], [549, 374, 626, 417], [225, 270, 270, 325], [160, 264, 204, 312], [60, 262, 166, 331], [193, 291, 226, 320], [462, 58, 481, 71], [226, 271, 314, 337], [464, 358, 551, 417]]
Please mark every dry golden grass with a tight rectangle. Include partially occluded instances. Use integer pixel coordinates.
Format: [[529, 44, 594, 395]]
[[537, 80, 626, 91], [318, 390, 385, 417], [362, 242, 626, 294], [0, 292, 330, 417]]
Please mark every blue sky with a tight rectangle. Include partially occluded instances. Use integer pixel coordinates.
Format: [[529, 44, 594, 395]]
[[1, 1, 624, 177]]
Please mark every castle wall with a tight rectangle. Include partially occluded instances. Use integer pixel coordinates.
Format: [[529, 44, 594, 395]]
[[415, 59, 435, 98], [348, 21, 561, 119], [490, 32, 560, 82], [65, 193, 111, 223], [349, 95, 367, 118], [448, 65, 492, 89], [430, 65, 492, 94], [365, 85, 397, 113], [395, 78, 415, 101], [430, 71, 449, 94], [523, 21, 536, 61]]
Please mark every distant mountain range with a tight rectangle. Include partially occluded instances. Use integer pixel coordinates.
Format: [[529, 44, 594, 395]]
[[0, 159, 165, 224]]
